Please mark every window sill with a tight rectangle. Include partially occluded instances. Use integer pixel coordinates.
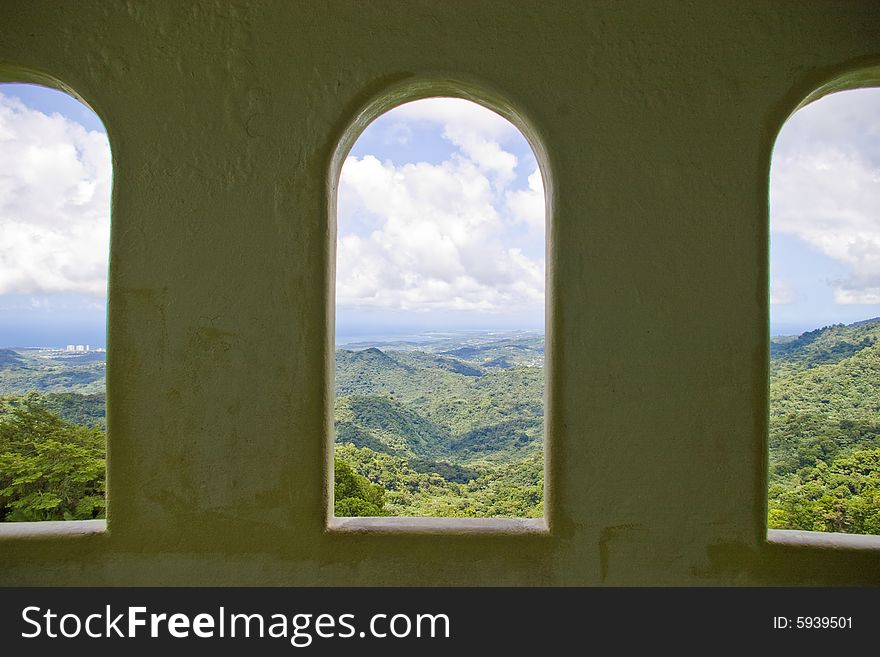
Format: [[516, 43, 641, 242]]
[[0, 519, 106, 540], [767, 528, 880, 551], [328, 516, 548, 535]]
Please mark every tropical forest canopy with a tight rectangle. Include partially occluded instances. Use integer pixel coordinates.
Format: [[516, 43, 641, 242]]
[[1, 320, 879, 532]]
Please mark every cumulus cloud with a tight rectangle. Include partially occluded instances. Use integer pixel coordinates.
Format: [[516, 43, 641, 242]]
[[393, 98, 519, 187], [384, 121, 412, 146], [506, 168, 545, 231], [392, 98, 518, 143], [0, 92, 110, 297], [770, 280, 795, 305], [337, 99, 544, 314], [771, 89, 880, 305]]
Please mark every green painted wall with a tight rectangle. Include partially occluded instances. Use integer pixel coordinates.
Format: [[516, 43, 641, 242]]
[[1, 0, 879, 585]]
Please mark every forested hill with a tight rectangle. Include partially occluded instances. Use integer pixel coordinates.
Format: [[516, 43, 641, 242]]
[[0, 333, 546, 520], [0, 347, 106, 430], [3, 320, 878, 529], [333, 335, 545, 518], [335, 343, 543, 465], [768, 318, 880, 534], [771, 317, 880, 372], [0, 348, 105, 396]]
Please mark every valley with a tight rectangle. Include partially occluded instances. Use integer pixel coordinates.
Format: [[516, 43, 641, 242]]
[[1, 322, 878, 531]]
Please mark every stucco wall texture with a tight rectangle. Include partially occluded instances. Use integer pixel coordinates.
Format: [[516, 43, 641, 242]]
[[1, 1, 880, 585]]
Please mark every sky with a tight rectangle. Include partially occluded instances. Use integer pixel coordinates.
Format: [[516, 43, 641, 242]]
[[0, 84, 110, 348], [336, 98, 545, 340], [770, 88, 880, 335], [1, 84, 879, 346]]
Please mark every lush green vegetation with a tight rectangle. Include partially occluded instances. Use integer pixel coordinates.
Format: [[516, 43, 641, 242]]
[[2, 320, 878, 531], [333, 331, 545, 517], [0, 393, 105, 521], [0, 348, 105, 396], [768, 318, 880, 534], [334, 458, 386, 517], [0, 349, 107, 521], [0, 334, 546, 521], [336, 443, 542, 518]]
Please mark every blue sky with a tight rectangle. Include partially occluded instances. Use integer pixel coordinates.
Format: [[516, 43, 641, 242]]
[[336, 98, 545, 339], [770, 88, 880, 335], [3, 84, 105, 133], [1, 84, 879, 346], [0, 83, 110, 348]]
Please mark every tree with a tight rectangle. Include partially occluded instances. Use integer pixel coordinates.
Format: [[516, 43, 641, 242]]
[[0, 394, 105, 521], [333, 459, 386, 516], [768, 449, 880, 534]]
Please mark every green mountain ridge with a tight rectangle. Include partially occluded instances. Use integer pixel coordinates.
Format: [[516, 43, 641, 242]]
[[336, 394, 451, 457], [0, 348, 105, 396], [771, 318, 880, 372], [768, 318, 880, 534], [0, 349, 26, 368], [2, 321, 878, 527], [331, 335, 546, 516]]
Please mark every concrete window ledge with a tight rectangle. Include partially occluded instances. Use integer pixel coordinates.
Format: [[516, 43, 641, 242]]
[[328, 516, 548, 535], [768, 528, 880, 551], [0, 519, 106, 540]]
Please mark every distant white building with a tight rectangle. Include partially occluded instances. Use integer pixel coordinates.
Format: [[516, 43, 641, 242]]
[[66, 345, 75, 352], [75, 345, 85, 352]]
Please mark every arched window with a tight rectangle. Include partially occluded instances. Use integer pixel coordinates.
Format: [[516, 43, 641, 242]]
[[0, 83, 110, 525], [331, 96, 547, 525], [768, 88, 880, 538]]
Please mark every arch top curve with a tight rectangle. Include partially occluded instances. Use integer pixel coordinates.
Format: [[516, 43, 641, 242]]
[[796, 63, 880, 112], [326, 78, 553, 528], [774, 59, 880, 135], [0, 61, 110, 140], [328, 76, 554, 209]]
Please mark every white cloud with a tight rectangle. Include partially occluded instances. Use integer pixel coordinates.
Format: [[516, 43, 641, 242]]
[[384, 121, 412, 146], [0, 92, 110, 297], [770, 280, 795, 305], [835, 287, 880, 304], [392, 98, 517, 142], [393, 98, 519, 186], [506, 168, 545, 231], [771, 89, 880, 305], [337, 99, 545, 315]]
